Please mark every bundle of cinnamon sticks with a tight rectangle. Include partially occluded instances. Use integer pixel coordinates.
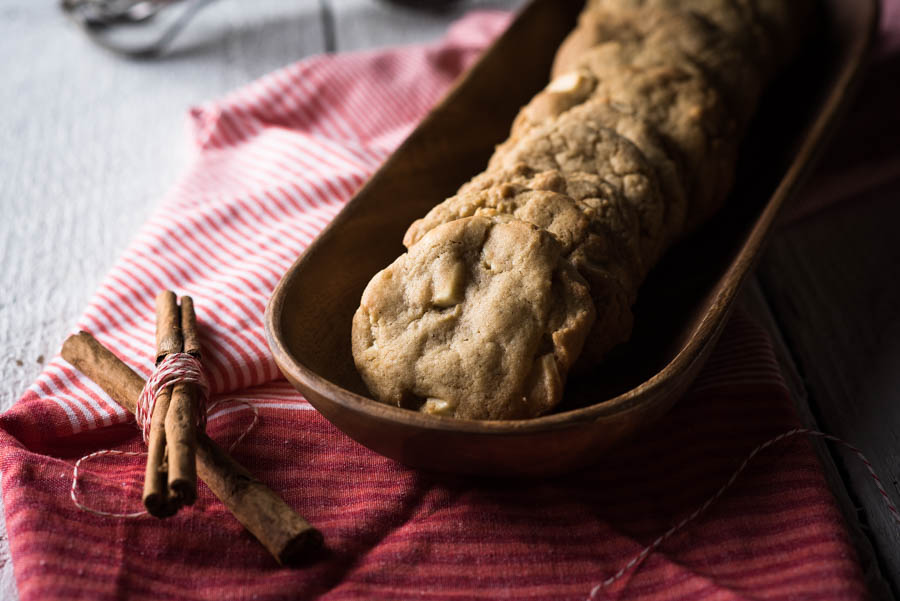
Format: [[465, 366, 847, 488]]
[[61, 290, 322, 565], [144, 290, 202, 516]]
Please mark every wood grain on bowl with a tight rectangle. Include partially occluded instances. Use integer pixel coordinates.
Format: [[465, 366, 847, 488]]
[[265, 0, 878, 476]]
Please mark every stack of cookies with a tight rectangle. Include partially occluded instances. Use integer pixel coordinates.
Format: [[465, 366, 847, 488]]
[[352, 0, 814, 420]]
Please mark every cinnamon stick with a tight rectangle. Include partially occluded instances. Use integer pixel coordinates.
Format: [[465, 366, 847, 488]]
[[143, 387, 175, 517], [166, 295, 200, 506], [155, 290, 182, 363], [181, 296, 201, 357], [166, 382, 198, 505], [61, 331, 323, 565], [142, 291, 183, 516]]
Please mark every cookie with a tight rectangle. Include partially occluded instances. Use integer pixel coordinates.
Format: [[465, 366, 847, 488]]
[[486, 103, 669, 267], [551, 7, 765, 128], [567, 41, 738, 228], [403, 184, 590, 256], [585, 0, 779, 80], [552, 170, 645, 290], [404, 176, 638, 367], [351, 216, 595, 420], [458, 165, 645, 291], [511, 93, 688, 242]]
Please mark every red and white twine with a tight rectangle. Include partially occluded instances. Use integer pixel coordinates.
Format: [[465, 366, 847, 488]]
[[71, 354, 258, 518], [587, 428, 900, 599], [135, 352, 210, 441]]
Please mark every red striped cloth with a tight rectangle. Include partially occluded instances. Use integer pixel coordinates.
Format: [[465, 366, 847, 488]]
[[0, 10, 872, 601]]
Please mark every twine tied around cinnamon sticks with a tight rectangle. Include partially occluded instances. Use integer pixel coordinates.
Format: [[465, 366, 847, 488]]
[[136, 353, 210, 442], [61, 291, 323, 565]]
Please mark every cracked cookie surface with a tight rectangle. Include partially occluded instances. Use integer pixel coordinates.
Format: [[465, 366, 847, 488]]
[[404, 183, 590, 255], [487, 103, 668, 266], [510, 96, 688, 244]]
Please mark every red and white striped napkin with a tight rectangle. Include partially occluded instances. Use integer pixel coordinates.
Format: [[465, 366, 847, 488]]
[[0, 11, 874, 601]]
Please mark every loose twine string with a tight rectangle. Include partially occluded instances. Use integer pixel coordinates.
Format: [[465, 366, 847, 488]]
[[70, 353, 259, 518], [586, 428, 900, 600]]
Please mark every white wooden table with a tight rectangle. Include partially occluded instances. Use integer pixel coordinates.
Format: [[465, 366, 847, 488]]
[[2, 1, 897, 599]]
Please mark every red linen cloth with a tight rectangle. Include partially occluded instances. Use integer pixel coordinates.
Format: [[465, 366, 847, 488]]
[[0, 9, 883, 601]]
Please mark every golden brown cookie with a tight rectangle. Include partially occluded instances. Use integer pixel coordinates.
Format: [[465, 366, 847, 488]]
[[404, 176, 639, 367], [566, 41, 738, 229], [584, 0, 779, 80], [458, 165, 645, 293], [551, 7, 765, 128], [351, 216, 595, 420], [403, 184, 590, 255], [510, 94, 688, 243], [486, 103, 669, 267]]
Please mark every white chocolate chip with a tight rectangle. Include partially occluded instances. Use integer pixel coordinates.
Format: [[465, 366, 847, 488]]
[[432, 260, 466, 308], [547, 72, 584, 93], [546, 70, 595, 98], [420, 398, 457, 416], [523, 71, 597, 126], [522, 354, 562, 416]]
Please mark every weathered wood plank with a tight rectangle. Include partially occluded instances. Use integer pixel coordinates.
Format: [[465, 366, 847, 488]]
[[758, 180, 900, 593], [327, 0, 525, 51], [743, 278, 895, 601]]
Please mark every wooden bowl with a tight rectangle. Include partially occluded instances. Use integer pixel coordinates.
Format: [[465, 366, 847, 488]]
[[265, 0, 878, 476]]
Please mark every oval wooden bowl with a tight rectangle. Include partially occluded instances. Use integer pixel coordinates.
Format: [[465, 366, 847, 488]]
[[265, 0, 878, 476]]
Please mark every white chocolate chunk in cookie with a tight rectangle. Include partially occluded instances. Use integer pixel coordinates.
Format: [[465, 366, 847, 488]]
[[522, 354, 563, 416], [421, 398, 458, 416], [432, 259, 466, 308], [547, 71, 593, 95], [518, 70, 598, 127]]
